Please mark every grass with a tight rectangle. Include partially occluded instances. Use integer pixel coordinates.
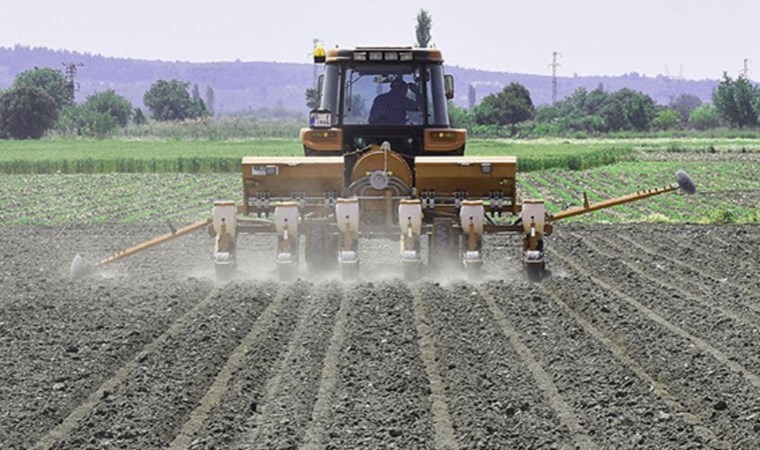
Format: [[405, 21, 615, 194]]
[[2, 136, 758, 175], [1, 138, 637, 174], [0, 139, 301, 174]]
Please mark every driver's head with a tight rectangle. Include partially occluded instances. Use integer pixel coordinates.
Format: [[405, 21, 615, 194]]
[[390, 77, 407, 93]]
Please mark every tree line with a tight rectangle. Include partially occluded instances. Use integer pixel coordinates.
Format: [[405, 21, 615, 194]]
[[450, 73, 760, 136], [0, 67, 215, 139]]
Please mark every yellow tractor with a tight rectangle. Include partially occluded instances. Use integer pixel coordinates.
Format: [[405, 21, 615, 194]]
[[71, 45, 696, 282]]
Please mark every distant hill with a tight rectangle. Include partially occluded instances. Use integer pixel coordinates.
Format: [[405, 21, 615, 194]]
[[0, 45, 719, 115]]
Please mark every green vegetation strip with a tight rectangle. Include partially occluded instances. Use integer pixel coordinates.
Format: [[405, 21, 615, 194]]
[[3, 137, 759, 175], [2, 137, 759, 174], [0, 139, 301, 174], [0, 138, 637, 174]]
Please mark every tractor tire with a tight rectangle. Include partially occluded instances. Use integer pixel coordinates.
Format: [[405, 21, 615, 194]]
[[305, 221, 337, 274], [215, 263, 236, 282], [277, 263, 296, 282], [341, 262, 359, 281], [403, 262, 422, 282], [430, 218, 460, 273], [466, 261, 483, 281], [526, 262, 545, 283]]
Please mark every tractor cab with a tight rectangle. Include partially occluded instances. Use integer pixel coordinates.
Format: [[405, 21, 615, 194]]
[[301, 47, 465, 157]]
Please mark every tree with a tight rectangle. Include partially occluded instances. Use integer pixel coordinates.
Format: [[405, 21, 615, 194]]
[[0, 87, 59, 139], [713, 73, 759, 128], [133, 107, 147, 125], [474, 83, 534, 134], [205, 85, 215, 114], [82, 90, 132, 127], [415, 9, 432, 48], [598, 89, 655, 132], [622, 90, 655, 131], [599, 96, 626, 132], [56, 105, 82, 136], [689, 104, 720, 130], [191, 83, 201, 100], [448, 101, 474, 129], [13, 67, 73, 111], [305, 87, 320, 110], [77, 90, 133, 136], [669, 94, 702, 124], [654, 109, 681, 130], [143, 79, 209, 121], [584, 85, 608, 115]]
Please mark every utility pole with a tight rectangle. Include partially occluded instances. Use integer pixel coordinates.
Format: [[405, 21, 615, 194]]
[[549, 51, 561, 104], [62, 62, 83, 101]]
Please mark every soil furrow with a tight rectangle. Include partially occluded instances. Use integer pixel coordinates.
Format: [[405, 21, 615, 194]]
[[28, 282, 218, 450], [593, 232, 760, 318], [419, 281, 575, 449], [556, 234, 760, 377], [539, 283, 726, 447], [315, 281, 435, 448], [410, 285, 458, 450], [178, 280, 312, 449], [233, 282, 342, 449], [615, 224, 760, 282], [550, 247, 760, 446], [478, 286, 599, 450], [614, 233, 758, 296], [583, 233, 760, 326], [6, 222, 760, 449], [168, 283, 291, 449], [483, 280, 706, 448], [46, 281, 280, 449], [712, 235, 760, 264], [300, 281, 352, 450]]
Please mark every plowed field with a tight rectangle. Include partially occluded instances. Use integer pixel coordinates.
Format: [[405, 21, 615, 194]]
[[2, 223, 759, 449]]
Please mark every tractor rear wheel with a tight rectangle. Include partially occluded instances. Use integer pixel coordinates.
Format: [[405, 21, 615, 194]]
[[277, 263, 296, 282], [526, 262, 545, 282], [430, 218, 460, 273], [341, 262, 359, 280], [403, 262, 422, 281], [305, 220, 337, 274], [466, 261, 483, 280]]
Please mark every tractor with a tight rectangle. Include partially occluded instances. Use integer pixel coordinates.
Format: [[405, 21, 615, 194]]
[[71, 44, 696, 282]]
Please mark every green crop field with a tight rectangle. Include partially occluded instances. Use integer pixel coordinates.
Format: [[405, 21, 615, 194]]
[[520, 160, 760, 224], [2, 137, 759, 174], [1, 149, 757, 226]]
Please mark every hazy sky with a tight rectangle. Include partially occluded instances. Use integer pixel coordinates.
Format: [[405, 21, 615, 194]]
[[2, 0, 757, 80]]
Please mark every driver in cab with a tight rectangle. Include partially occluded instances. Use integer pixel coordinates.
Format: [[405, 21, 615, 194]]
[[368, 77, 417, 125]]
